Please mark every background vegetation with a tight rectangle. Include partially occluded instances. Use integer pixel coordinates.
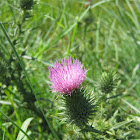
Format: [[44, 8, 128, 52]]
[[0, 0, 140, 139]]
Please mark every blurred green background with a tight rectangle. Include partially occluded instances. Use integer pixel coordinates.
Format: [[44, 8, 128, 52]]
[[0, 0, 140, 139]]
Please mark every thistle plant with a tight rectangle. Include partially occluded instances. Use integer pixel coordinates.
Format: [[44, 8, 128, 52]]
[[49, 57, 96, 131]]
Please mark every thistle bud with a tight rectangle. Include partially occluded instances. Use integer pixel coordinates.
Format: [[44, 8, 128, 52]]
[[20, 0, 36, 11], [99, 71, 118, 94]]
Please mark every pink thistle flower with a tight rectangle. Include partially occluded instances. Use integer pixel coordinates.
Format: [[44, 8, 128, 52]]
[[48, 57, 87, 95]]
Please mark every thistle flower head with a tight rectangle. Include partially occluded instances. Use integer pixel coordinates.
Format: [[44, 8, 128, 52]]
[[48, 57, 87, 95]]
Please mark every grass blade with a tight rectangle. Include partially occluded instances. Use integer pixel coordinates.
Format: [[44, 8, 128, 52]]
[[110, 119, 133, 130], [17, 118, 33, 140], [0, 109, 34, 140], [121, 98, 140, 114]]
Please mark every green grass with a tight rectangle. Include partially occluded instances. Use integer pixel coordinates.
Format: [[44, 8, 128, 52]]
[[0, 0, 140, 139]]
